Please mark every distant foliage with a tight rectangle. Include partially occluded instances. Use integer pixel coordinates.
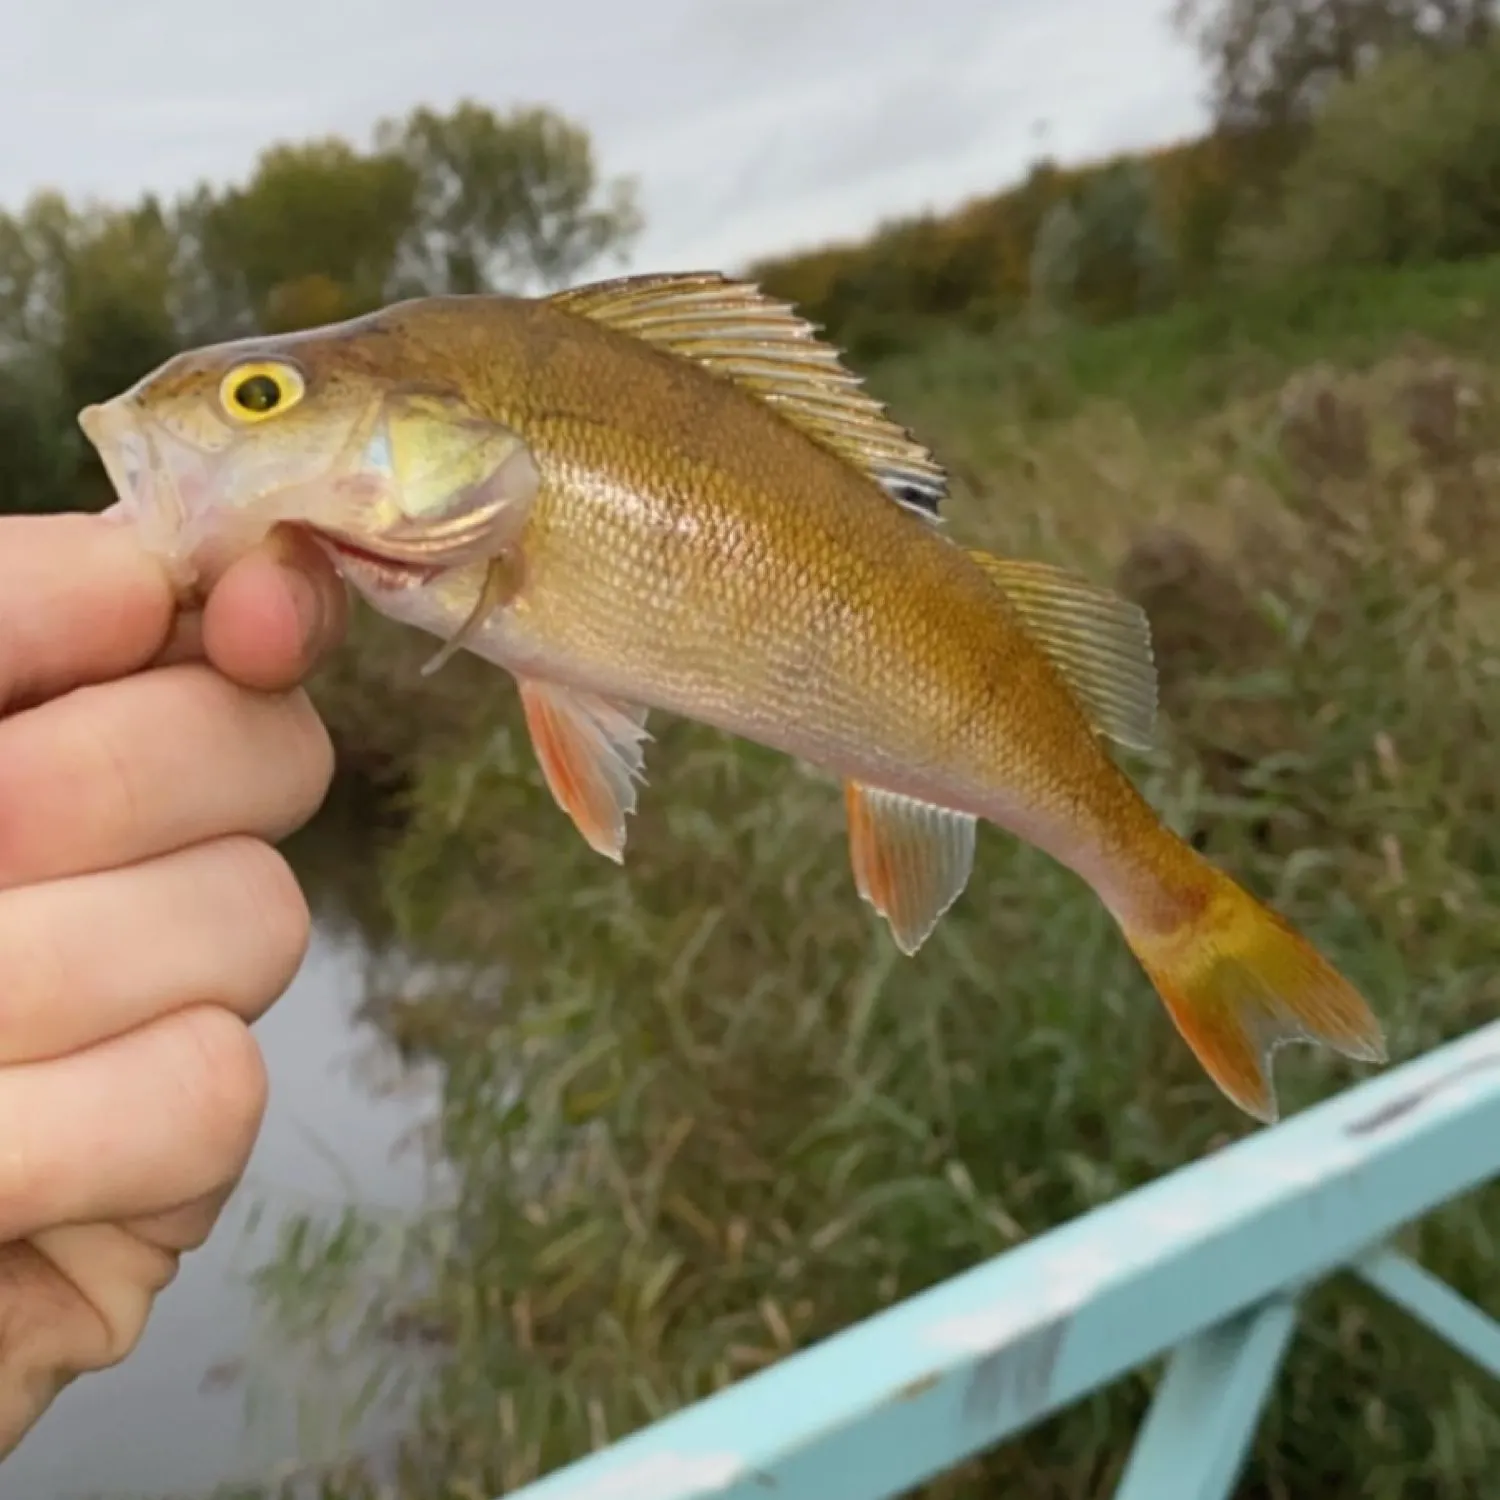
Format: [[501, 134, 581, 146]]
[[0, 362, 74, 514], [756, 151, 1202, 359], [1173, 0, 1497, 133], [1029, 160, 1176, 321], [380, 103, 644, 296], [745, 3, 1500, 358], [1236, 38, 1500, 273]]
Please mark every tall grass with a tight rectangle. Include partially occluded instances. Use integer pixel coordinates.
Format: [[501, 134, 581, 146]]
[[206, 269, 1500, 1500]]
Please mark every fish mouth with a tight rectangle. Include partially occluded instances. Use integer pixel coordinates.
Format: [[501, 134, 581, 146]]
[[80, 393, 528, 600], [79, 396, 432, 594], [313, 533, 448, 593], [80, 396, 229, 590]]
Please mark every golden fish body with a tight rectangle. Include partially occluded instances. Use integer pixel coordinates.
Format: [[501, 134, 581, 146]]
[[79, 272, 1385, 1122], [371, 303, 1129, 857]]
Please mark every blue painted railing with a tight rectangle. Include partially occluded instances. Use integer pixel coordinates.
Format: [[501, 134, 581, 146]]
[[507, 1019, 1500, 1500]]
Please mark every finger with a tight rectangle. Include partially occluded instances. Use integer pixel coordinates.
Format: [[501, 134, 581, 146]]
[[123, 1180, 238, 1256], [0, 663, 334, 888], [201, 525, 349, 692], [0, 1223, 179, 1453], [0, 1004, 267, 1242], [0, 836, 310, 1065], [0, 514, 175, 714]]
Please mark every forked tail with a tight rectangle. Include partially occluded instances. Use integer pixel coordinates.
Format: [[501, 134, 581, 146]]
[[1117, 849, 1387, 1123]]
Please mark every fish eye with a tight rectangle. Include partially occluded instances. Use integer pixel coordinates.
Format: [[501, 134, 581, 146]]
[[219, 361, 305, 423]]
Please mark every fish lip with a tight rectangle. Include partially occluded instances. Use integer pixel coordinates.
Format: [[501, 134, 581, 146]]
[[80, 397, 190, 575], [79, 398, 168, 519], [314, 531, 447, 592]]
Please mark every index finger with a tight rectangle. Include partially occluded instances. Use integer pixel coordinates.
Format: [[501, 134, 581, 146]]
[[0, 514, 175, 715]]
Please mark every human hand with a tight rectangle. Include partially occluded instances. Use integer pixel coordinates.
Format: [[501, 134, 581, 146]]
[[0, 512, 348, 1456]]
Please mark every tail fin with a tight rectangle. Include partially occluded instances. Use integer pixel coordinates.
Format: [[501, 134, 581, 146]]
[[1118, 858, 1387, 1123]]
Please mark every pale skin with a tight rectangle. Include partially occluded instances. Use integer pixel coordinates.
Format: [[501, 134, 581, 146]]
[[0, 511, 348, 1458]]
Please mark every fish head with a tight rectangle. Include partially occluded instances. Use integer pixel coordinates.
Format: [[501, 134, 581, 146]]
[[78, 309, 540, 599]]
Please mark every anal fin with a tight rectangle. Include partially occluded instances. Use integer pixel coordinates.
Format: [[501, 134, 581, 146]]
[[518, 678, 652, 862], [845, 782, 977, 955]]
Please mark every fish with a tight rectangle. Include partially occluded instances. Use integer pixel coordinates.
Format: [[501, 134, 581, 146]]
[[78, 270, 1387, 1123]]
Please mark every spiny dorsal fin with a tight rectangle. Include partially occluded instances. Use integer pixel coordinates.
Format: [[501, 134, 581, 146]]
[[967, 551, 1158, 752], [547, 272, 948, 520]]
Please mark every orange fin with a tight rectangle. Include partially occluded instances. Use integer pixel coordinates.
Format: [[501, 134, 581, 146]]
[[518, 679, 651, 862], [1122, 861, 1387, 1123], [845, 782, 977, 955]]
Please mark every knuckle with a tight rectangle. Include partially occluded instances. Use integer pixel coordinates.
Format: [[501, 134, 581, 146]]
[[168, 1007, 268, 1187], [0, 1242, 76, 1403]]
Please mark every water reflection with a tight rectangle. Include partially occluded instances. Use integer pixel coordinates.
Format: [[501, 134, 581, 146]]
[[8, 927, 447, 1500]]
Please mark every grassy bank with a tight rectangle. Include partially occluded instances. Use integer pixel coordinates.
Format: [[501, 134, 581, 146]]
[[219, 257, 1500, 1500]]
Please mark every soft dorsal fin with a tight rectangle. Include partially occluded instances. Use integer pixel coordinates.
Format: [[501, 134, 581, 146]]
[[547, 272, 948, 520], [966, 551, 1158, 753]]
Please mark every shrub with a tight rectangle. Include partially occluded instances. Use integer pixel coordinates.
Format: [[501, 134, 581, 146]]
[[1237, 40, 1500, 274]]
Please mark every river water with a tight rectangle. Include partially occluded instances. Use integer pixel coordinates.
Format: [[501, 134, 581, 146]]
[[6, 927, 447, 1500]]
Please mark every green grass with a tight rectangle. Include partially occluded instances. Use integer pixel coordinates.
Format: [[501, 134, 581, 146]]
[[201, 256, 1500, 1500], [871, 253, 1500, 430]]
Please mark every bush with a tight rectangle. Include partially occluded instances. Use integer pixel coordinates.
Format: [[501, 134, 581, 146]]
[[1238, 40, 1500, 274], [1030, 160, 1176, 321]]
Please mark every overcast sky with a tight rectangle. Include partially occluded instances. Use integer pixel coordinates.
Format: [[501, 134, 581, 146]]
[[0, 0, 1210, 273]]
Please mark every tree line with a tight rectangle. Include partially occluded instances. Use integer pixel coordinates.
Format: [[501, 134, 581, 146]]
[[753, 0, 1500, 358]]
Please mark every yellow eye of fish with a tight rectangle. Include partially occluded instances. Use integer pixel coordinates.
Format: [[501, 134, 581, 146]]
[[220, 362, 305, 423]]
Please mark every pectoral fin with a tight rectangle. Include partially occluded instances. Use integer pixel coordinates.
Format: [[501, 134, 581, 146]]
[[519, 678, 652, 861], [845, 782, 977, 954]]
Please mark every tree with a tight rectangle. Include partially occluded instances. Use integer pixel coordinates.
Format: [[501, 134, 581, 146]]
[[378, 101, 643, 295], [180, 138, 421, 335], [0, 192, 76, 357], [1173, 0, 1497, 133], [0, 362, 73, 515], [169, 103, 642, 335], [1030, 160, 1176, 320], [53, 199, 181, 411]]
